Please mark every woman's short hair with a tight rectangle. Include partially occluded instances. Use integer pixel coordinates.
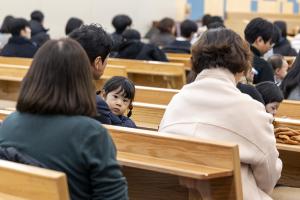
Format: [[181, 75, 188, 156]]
[[256, 81, 284, 104], [65, 17, 83, 35], [157, 17, 175, 33], [17, 38, 97, 116], [191, 28, 251, 74]]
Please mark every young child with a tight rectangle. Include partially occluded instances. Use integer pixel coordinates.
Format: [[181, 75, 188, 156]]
[[98, 76, 137, 128], [267, 54, 288, 86], [255, 81, 284, 116]]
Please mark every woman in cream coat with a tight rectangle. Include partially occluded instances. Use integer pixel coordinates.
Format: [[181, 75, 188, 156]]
[[159, 28, 282, 200]]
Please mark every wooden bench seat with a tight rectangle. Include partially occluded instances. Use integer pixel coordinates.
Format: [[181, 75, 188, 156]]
[[0, 160, 69, 200], [277, 100, 300, 119]]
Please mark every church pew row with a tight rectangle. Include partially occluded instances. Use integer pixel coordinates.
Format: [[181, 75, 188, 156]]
[[0, 160, 69, 200], [0, 57, 186, 89], [0, 110, 243, 199]]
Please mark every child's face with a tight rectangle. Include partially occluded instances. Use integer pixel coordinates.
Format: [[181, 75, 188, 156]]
[[265, 102, 280, 116], [103, 89, 131, 116], [275, 60, 288, 80]]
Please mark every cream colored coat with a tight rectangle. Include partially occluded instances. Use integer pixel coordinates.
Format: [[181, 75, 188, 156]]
[[159, 68, 282, 200]]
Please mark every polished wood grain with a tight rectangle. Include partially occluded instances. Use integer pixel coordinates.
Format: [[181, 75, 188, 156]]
[[0, 160, 69, 200], [276, 100, 300, 119]]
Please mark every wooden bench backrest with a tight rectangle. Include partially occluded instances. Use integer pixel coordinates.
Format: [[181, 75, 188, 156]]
[[0, 160, 69, 200], [0, 57, 32, 66], [135, 86, 179, 105], [108, 58, 186, 89], [166, 53, 192, 70], [277, 100, 300, 119], [105, 125, 243, 199]]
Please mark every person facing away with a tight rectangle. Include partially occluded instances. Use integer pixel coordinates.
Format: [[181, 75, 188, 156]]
[[0, 18, 38, 58], [29, 10, 50, 48], [65, 17, 83, 35], [159, 28, 282, 200], [163, 19, 198, 54], [0, 38, 128, 200], [256, 81, 284, 116], [111, 14, 132, 52], [69, 24, 129, 125], [244, 17, 275, 84], [273, 21, 297, 56], [267, 54, 288, 86], [0, 15, 14, 49], [115, 29, 168, 62], [97, 76, 137, 128], [280, 51, 300, 100], [150, 17, 176, 48]]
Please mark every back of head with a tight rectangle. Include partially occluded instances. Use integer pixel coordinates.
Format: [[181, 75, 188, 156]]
[[0, 15, 14, 33], [272, 25, 281, 45], [69, 24, 113, 63], [30, 10, 44, 23], [192, 28, 251, 75], [274, 20, 287, 38], [280, 51, 300, 98], [65, 17, 83, 35], [112, 14, 132, 34], [267, 54, 283, 71], [10, 18, 30, 36], [122, 29, 141, 41], [157, 17, 175, 34], [201, 14, 211, 27], [244, 17, 274, 44], [207, 21, 225, 30], [180, 19, 198, 38], [17, 38, 96, 116], [256, 81, 284, 104]]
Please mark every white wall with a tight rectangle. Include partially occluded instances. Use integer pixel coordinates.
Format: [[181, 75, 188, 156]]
[[0, 0, 188, 38]]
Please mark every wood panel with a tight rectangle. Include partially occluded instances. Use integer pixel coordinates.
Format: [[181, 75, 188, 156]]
[[276, 100, 300, 119]]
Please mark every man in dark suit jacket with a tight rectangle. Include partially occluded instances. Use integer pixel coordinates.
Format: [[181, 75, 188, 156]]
[[0, 18, 38, 58], [244, 18, 275, 84]]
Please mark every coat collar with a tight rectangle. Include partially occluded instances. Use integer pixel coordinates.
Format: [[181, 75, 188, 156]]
[[195, 68, 237, 86]]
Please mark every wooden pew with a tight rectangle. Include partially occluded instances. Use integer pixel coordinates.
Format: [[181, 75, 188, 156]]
[[166, 53, 192, 71], [0, 160, 69, 200], [276, 100, 300, 119], [108, 58, 186, 89], [105, 125, 243, 200], [273, 118, 300, 188], [0, 64, 127, 101], [284, 56, 296, 68], [0, 109, 243, 199], [135, 86, 179, 105]]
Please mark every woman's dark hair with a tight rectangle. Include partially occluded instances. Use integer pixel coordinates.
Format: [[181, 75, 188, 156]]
[[256, 81, 284, 104], [17, 38, 96, 116], [112, 15, 132, 34], [191, 28, 251, 75], [267, 54, 284, 71], [157, 17, 175, 33], [65, 17, 83, 35], [122, 29, 141, 41], [180, 19, 198, 38], [202, 14, 211, 26], [69, 24, 113, 63], [10, 18, 30, 36], [102, 76, 135, 117], [280, 51, 300, 98], [272, 25, 281, 45], [274, 20, 287, 38], [0, 15, 14, 33], [30, 10, 44, 23], [244, 17, 274, 44]]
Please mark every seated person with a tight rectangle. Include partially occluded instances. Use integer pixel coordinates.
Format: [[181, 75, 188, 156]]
[[0, 18, 38, 58], [29, 10, 50, 48], [97, 76, 137, 128], [244, 18, 275, 84], [150, 17, 175, 48], [0, 15, 14, 49], [256, 81, 284, 116], [273, 21, 297, 56], [0, 39, 128, 200], [115, 29, 167, 61], [111, 14, 132, 51], [163, 19, 198, 54], [281, 51, 300, 100], [65, 17, 83, 35], [267, 54, 288, 86]]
